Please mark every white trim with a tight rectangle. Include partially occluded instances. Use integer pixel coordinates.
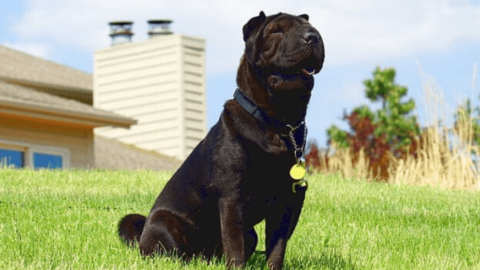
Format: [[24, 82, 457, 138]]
[[30, 145, 71, 169], [0, 139, 70, 169], [0, 143, 27, 167]]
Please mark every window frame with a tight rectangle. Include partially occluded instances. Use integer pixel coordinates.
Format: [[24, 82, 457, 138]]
[[0, 139, 70, 169], [0, 144, 27, 168]]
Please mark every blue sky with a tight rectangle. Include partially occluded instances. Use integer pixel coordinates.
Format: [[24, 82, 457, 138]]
[[2, 0, 480, 148]]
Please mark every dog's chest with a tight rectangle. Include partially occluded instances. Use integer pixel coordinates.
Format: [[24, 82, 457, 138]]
[[240, 157, 295, 225]]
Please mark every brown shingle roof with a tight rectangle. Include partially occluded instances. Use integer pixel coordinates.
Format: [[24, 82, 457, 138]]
[[0, 80, 136, 128], [95, 135, 181, 171], [0, 45, 92, 91]]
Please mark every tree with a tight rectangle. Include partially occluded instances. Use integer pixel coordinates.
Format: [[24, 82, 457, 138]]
[[364, 67, 420, 155], [326, 67, 420, 180]]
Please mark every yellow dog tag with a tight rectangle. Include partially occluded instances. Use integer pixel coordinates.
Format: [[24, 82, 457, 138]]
[[290, 163, 306, 180]]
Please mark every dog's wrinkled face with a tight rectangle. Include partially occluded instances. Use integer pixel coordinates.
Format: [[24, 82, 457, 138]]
[[243, 12, 325, 94]]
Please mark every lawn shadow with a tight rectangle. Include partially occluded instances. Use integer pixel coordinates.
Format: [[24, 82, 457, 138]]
[[245, 251, 268, 269], [246, 249, 360, 270], [135, 247, 359, 269]]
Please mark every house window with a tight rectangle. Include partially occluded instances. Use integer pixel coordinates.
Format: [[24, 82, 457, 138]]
[[0, 140, 70, 169], [0, 148, 25, 168], [33, 153, 63, 169]]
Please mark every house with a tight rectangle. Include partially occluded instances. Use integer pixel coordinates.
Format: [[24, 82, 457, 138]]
[[0, 45, 181, 170], [94, 20, 207, 160]]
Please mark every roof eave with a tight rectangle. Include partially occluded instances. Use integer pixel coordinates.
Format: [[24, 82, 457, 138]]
[[0, 99, 137, 128]]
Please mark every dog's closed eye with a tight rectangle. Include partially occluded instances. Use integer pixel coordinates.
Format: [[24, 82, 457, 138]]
[[267, 24, 284, 35], [270, 28, 283, 34]]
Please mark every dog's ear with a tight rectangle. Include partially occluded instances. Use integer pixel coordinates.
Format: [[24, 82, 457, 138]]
[[299, 14, 309, 21], [243, 11, 267, 42]]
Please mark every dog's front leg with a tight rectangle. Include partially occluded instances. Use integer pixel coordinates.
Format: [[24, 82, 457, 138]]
[[265, 207, 295, 270], [219, 199, 245, 268]]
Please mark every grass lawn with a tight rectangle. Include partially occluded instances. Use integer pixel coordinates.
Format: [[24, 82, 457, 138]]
[[1, 169, 480, 269]]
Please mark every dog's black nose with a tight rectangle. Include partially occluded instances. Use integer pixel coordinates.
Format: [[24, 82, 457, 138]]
[[302, 31, 320, 44]]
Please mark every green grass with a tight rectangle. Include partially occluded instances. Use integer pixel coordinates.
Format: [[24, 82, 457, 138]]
[[1, 169, 480, 269]]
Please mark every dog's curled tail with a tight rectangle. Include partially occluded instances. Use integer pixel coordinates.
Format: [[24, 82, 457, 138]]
[[118, 213, 146, 246]]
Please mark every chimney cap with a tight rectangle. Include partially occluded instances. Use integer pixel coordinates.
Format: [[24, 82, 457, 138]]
[[108, 21, 134, 46], [147, 19, 173, 24], [147, 19, 173, 37], [109, 20, 134, 26]]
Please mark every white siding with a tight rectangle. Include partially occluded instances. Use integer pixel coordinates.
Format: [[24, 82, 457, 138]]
[[94, 34, 206, 160]]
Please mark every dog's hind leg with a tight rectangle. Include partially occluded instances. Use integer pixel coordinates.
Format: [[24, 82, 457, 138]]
[[118, 214, 147, 246], [244, 228, 258, 261], [139, 209, 192, 258]]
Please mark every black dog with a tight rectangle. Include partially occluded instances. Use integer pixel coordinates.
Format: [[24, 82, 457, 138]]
[[119, 11, 324, 270]]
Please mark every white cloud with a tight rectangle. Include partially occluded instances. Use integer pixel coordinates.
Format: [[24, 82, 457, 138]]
[[318, 79, 368, 111], [313, 0, 480, 66], [338, 81, 366, 105], [3, 42, 51, 58], [8, 0, 480, 75]]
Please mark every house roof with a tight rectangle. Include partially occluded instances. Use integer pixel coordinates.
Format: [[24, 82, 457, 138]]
[[0, 45, 93, 104], [0, 45, 92, 90], [0, 80, 136, 128], [95, 135, 181, 171]]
